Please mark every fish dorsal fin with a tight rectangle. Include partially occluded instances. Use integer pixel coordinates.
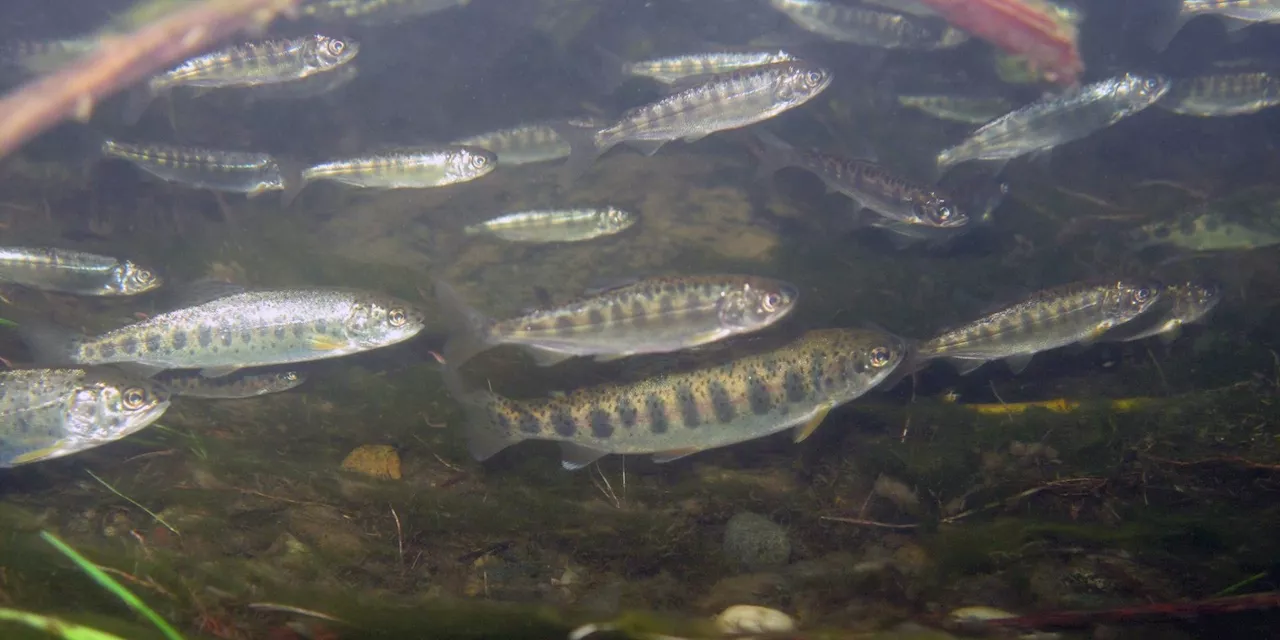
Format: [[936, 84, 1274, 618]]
[[160, 279, 246, 310], [559, 442, 608, 470]]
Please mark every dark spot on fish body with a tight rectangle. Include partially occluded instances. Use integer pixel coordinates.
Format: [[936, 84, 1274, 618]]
[[314, 320, 328, 334], [586, 308, 606, 327], [515, 407, 541, 435], [172, 330, 188, 350], [551, 407, 577, 437], [658, 295, 675, 317], [99, 342, 117, 358], [784, 371, 807, 403], [555, 317, 576, 336], [608, 303, 626, 325], [220, 328, 234, 347], [241, 329, 253, 344], [1179, 217, 1196, 235], [630, 300, 648, 327], [491, 408, 514, 433], [808, 353, 827, 391], [274, 326, 286, 340], [616, 396, 639, 428], [675, 384, 699, 429], [588, 408, 615, 438], [82, 345, 96, 359], [644, 394, 670, 433], [199, 327, 214, 348], [1204, 216, 1221, 231], [708, 381, 735, 423], [145, 333, 163, 353], [121, 337, 139, 355], [1153, 225, 1172, 239], [293, 325, 306, 339]]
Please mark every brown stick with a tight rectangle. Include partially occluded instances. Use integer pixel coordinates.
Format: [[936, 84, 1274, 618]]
[[0, 0, 301, 160]]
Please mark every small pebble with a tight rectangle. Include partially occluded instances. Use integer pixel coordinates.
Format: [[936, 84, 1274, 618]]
[[722, 512, 790, 571], [340, 444, 402, 479], [715, 605, 796, 635]]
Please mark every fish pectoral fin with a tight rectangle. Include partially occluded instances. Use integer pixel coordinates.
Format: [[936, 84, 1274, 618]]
[[1158, 325, 1183, 345], [559, 442, 609, 470], [8, 442, 66, 466], [525, 347, 575, 367], [1003, 353, 1034, 375], [946, 357, 986, 375], [624, 139, 667, 156], [681, 133, 708, 144], [651, 447, 704, 464], [308, 334, 348, 352], [793, 404, 833, 443], [592, 353, 631, 363], [200, 366, 242, 378]]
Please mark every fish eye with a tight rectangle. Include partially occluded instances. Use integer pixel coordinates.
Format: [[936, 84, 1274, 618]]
[[284, 372, 299, 381], [761, 292, 781, 312], [327, 39, 346, 56], [806, 71, 823, 85], [470, 155, 489, 169], [869, 347, 892, 368], [1144, 78, 1158, 90], [1135, 287, 1151, 302], [134, 268, 155, 284], [387, 308, 408, 327], [122, 387, 148, 410], [935, 204, 954, 222]]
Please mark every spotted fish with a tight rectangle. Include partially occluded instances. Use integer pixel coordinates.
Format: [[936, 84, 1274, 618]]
[[436, 275, 799, 368], [1159, 71, 1280, 116], [125, 34, 358, 123], [21, 287, 426, 378], [156, 370, 307, 399], [286, 146, 495, 205], [768, 0, 968, 49], [1102, 280, 1220, 343], [1128, 205, 1280, 253], [0, 368, 170, 467], [451, 122, 573, 166], [463, 207, 637, 243], [0, 247, 161, 296], [552, 60, 831, 178], [937, 74, 1170, 172], [916, 279, 1163, 374], [444, 327, 906, 469], [102, 140, 289, 197]]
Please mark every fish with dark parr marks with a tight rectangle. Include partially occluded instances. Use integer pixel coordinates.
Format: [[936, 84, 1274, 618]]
[[436, 275, 798, 368], [463, 207, 637, 244], [451, 122, 572, 167], [286, 146, 495, 205], [0, 368, 170, 467], [443, 327, 905, 469], [1159, 71, 1280, 116], [1102, 280, 1220, 344], [1128, 205, 1280, 253], [0, 247, 161, 296], [897, 94, 1015, 124], [751, 131, 968, 232], [157, 370, 306, 399], [301, 0, 470, 25], [916, 279, 1162, 375], [19, 287, 425, 379], [937, 73, 1169, 172], [598, 49, 799, 92], [101, 139, 289, 197], [552, 61, 831, 178], [768, 0, 968, 49], [124, 34, 358, 123], [1148, 0, 1280, 51]]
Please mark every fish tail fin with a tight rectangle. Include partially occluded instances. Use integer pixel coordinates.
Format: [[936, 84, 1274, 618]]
[[439, 364, 524, 462], [121, 86, 156, 126], [7, 313, 84, 366], [548, 118, 604, 182], [434, 279, 496, 368], [746, 129, 792, 181], [277, 158, 307, 207], [593, 45, 629, 94]]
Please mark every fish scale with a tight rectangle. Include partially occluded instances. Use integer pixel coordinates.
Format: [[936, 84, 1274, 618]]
[[437, 275, 798, 367], [917, 279, 1162, 374], [0, 368, 170, 467], [448, 327, 906, 469], [36, 289, 425, 377]]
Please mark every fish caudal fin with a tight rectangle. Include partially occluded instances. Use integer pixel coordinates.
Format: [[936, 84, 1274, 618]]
[[13, 318, 85, 367], [592, 46, 629, 94], [278, 158, 307, 208], [121, 87, 156, 126], [434, 279, 496, 368], [439, 362, 524, 462], [548, 118, 604, 182]]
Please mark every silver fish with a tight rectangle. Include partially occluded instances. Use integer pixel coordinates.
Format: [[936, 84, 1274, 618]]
[[24, 288, 426, 378], [436, 275, 798, 368], [768, 0, 968, 49], [451, 122, 572, 166], [288, 146, 495, 205], [937, 74, 1170, 171], [1103, 280, 1220, 343], [0, 247, 161, 296], [554, 60, 831, 177], [127, 34, 359, 123], [917, 279, 1163, 374], [1159, 71, 1280, 116], [0, 368, 170, 467], [443, 327, 904, 469], [604, 49, 799, 89], [1149, 0, 1280, 51], [101, 140, 287, 196], [156, 370, 306, 399], [237, 64, 360, 103], [463, 207, 637, 243], [897, 94, 1016, 125], [301, 0, 470, 24]]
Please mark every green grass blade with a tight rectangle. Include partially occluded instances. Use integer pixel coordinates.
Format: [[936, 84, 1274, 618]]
[[0, 608, 130, 640], [39, 532, 184, 640]]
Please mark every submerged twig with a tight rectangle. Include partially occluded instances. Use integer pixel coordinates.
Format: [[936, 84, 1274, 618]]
[[590, 462, 622, 509], [0, 0, 301, 160], [248, 602, 345, 622], [390, 505, 404, 568], [86, 469, 179, 536]]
